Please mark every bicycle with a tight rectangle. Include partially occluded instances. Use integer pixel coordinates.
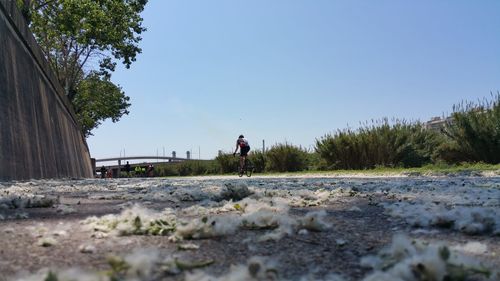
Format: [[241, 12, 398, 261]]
[[235, 154, 254, 177]]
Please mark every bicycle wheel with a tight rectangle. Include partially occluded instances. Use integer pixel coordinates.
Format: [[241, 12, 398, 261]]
[[245, 159, 253, 177], [237, 163, 244, 177]]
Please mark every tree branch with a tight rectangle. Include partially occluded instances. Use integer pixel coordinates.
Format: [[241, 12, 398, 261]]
[[34, 0, 58, 11]]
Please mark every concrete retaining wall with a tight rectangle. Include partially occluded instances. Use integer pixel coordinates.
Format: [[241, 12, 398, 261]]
[[0, 0, 93, 180]]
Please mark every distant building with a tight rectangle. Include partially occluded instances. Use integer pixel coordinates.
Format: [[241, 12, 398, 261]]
[[425, 116, 453, 131]]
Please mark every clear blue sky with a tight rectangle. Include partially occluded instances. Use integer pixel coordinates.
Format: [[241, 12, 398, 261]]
[[87, 0, 500, 161]]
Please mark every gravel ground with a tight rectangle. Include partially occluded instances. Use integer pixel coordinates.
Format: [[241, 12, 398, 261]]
[[0, 175, 498, 281]]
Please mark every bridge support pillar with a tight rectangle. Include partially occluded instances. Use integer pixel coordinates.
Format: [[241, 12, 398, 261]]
[[91, 158, 96, 177]]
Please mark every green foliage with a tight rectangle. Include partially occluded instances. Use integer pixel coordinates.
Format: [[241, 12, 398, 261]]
[[16, 0, 32, 22], [305, 152, 329, 171], [107, 255, 130, 277], [315, 95, 500, 170], [316, 119, 442, 170], [433, 142, 470, 164], [44, 271, 58, 281], [154, 164, 179, 177], [25, 0, 147, 96], [17, 0, 147, 136], [72, 73, 130, 137], [265, 143, 309, 172], [154, 161, 220, 177], [248, 150, 266, 173], [438, 94, 500, 164], [215, 153, 239, 174], [215, 146, 312, 174], [177, 162, 193, 176], [166, 149, 311, 175]]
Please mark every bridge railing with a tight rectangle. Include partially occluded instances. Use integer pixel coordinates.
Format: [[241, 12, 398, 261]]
[[95, 156, 189, 163]]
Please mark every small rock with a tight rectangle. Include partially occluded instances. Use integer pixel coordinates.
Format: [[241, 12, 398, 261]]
[[56, 204, 77, 215], [3, 227, 14, 234], [37, 237, 57, 247], [220, 183, 253, 201], [91, 232, 108, 239], [79, 244, 96, 254], [178, 243, 200, 250], [348, 206, 362, 212], [336, 239, 347, 247], [298, 229, 309, 235]]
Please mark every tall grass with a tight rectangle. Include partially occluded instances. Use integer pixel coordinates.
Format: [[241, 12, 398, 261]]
[[438, 94, 500, 164], [148, 96, 500, 176], [214, 153, 239, 174], [265, 143, 309, 172], [154, 160, 219, 177], [214, 144, 311, 174], [315, 119, 442, 169], [248, 150, 266, 173]]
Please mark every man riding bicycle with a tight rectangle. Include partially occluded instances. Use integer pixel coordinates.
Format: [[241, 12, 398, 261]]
[[233, 135, 250, 173]]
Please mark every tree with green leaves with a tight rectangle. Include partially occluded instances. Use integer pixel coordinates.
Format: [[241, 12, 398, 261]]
[[17, 0, 147, 136], [72, 73, 131, 137]]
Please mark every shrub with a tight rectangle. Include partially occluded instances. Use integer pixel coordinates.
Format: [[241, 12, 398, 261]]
[[265, 143, 309, 172], [306, 152, 329, 171], [154, 160, 219, 177], [438, 94, 500, 164], [215, 153, 239, 174], [248, 150, 266, 173], [154, 164, 179, 177], [316, 119, 442, 170]]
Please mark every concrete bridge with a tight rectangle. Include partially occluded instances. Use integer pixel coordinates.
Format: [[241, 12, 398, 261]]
[[93, 156, 190, 178], [96, 156, 189, 163]]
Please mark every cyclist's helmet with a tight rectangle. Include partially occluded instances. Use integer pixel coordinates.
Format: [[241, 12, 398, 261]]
[[239, 135, 244, 138]]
